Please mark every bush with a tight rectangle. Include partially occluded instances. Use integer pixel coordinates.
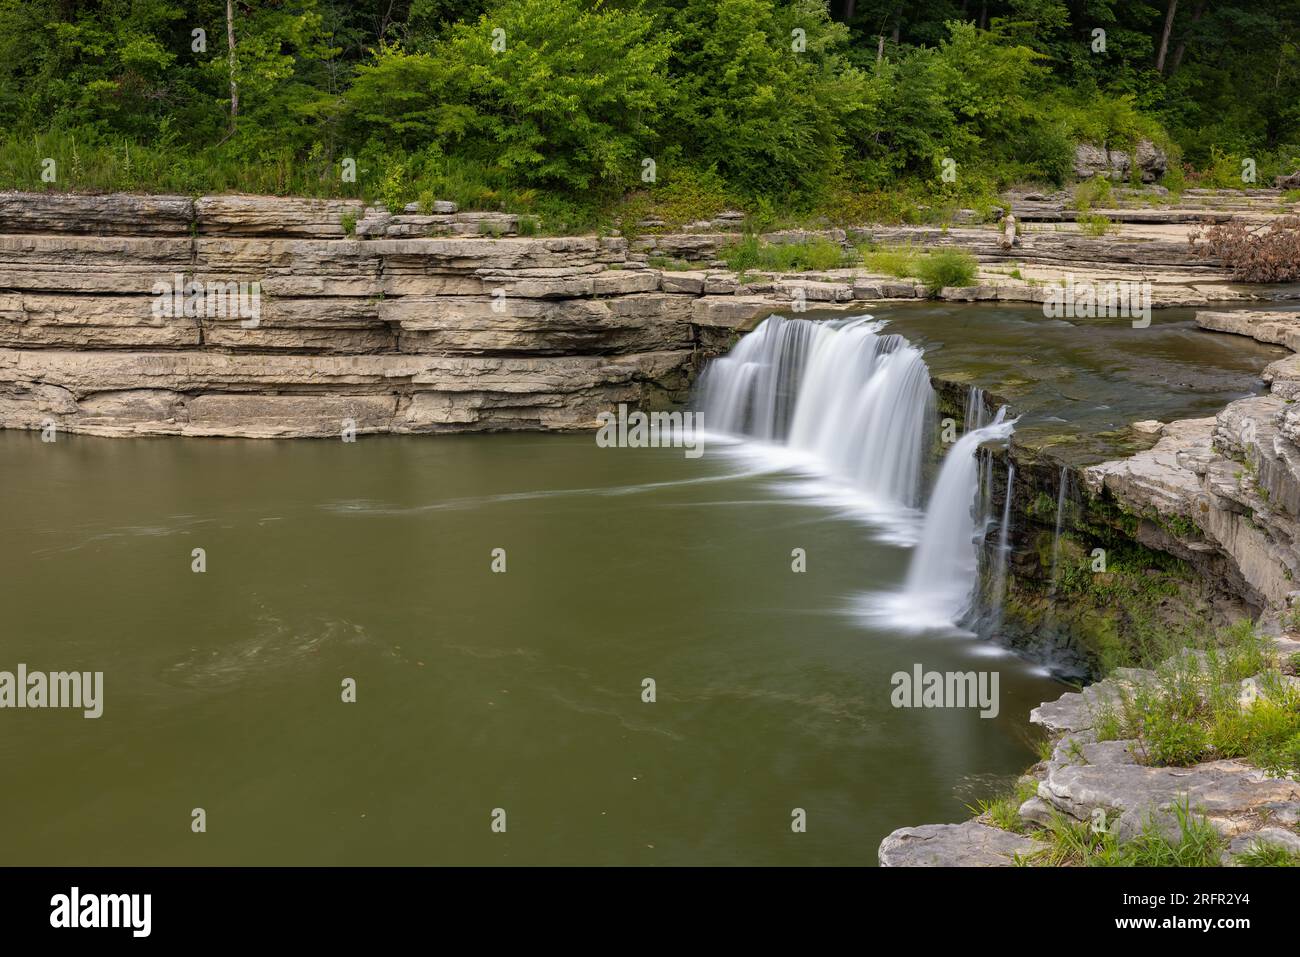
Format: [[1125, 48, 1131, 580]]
[[665, 0, 866, 200], [1078, 213, 1115, 237], [349, 0, 673, 191], [861, 243, 921, 277], [1191, 217, 1300, 283], [914, 248, 979, 292], [720, 236, 851, 272]]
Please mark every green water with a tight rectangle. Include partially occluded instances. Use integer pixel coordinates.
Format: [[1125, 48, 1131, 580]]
[[0, 304, 1282, 865], [836, 302, 1288, 464], [1, 429, 1059, 865]]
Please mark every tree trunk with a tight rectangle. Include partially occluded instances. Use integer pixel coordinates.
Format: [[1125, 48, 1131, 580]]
[[978, 2, 987, 31], [876, 34, 885, 63], [1169, 0, 1207, 73], [1155, 0, 1178, 74], [843, 0, 856, 22], [226, 0, 239, 133]]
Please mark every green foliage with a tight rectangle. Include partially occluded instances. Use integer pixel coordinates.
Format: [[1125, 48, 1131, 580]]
[[967, 776, 1038, 834], [859, 243, 977, 292], [1078, 213, 1115, 237], [644, 166, 735, 228], [861, 243, 921, 278], [665, 0, 864, 200], [0, 1, 1296, 227], [1023, 798, 1223, 867], [1104, 624, 1300, 780], [1073, 175, 1113, 211], [720, 236, 851, 273], [914, 248, 979, 292], [1237, 843, 1300, 867]]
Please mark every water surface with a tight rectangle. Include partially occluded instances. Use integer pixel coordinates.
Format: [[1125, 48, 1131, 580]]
[[1, 429, 1057, 865]]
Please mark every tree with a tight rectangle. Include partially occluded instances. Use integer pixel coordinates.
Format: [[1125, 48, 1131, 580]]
[[1156, 0, 1178, 73], [225, 0, 238, 135]]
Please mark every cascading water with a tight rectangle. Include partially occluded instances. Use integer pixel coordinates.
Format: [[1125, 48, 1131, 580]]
[[988, 463, 1016, 634], [871, 408, 1018, 631], [700, 315, 1018, 633], [697, 315, 936, 510], [1049, 466, 1070, 589]]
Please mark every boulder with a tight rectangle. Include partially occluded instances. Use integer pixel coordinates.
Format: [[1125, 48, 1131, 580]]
[[878, 821, 1048, 866], [1074, 140, 1168, 183]]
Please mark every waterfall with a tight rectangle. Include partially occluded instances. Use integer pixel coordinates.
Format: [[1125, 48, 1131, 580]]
[[700, 315, 1019, 633], [988, 463, 1016, 634], [1049, 466, 1069, 588], [873, 408, 1018, 630], [697, 315, 936, 509], [964, 387, 987, 432]]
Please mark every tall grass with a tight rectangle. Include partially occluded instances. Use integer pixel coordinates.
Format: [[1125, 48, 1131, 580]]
[[720, 236, 853, 272], [860, 243, 979, 292]]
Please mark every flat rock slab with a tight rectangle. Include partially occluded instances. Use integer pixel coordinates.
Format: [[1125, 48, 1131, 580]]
[[1030, 668, 1152, 734], [878, 821, 1048, 866], [1039, 757, 1300, 841]]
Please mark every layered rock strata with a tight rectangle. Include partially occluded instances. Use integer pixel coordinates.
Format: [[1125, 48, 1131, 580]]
[[2, 190, 1297, 439]]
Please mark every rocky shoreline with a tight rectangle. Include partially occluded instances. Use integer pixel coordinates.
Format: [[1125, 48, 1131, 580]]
[[879, 633, 1300, 867], [883, 308, 1300, 866]]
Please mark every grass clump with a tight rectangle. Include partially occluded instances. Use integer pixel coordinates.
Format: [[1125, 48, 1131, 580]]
[[719, 236, 852, 273], [968, 777, 1039, 834], [1237, 842, 1300, 867], [1104, 624, 1300, 778], [859, 243, 979, 293], [1073, 174, 1114, 212], [860, 242, 921, 278], [914, 248, 979, 292], [1078, 212, 1115, 236], [1021, 799, 1223, 867]]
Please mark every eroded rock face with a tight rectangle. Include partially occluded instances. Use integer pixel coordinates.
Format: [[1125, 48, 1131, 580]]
[[0, 191, 1293, 439], [1074, 140, 1168, 183], [0, 194, 723, 437], [1083, 311, 1300, 610]]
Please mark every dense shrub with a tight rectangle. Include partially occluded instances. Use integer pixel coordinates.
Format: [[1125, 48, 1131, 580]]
[[914, 249, 980, 292], [1191, 217, 1300, 283], [1, 2, 1296, 222]]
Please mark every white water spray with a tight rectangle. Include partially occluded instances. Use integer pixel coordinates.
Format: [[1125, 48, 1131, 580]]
[[697, 315, 936, 509], [875, 408, 1018, 630], [988, 463, 1016, 633]]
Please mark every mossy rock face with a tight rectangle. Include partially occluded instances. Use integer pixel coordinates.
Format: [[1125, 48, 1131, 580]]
[[986, 456, 1252, 679]]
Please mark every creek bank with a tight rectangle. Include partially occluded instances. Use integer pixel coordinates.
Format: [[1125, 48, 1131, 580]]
[[2, 190, 1298, 438], [880, 638, 1300, 867], [883, 309, 1300, 866]]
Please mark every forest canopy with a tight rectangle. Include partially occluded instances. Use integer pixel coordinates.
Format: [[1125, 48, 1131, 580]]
[[0, 0, 1296, 229]]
